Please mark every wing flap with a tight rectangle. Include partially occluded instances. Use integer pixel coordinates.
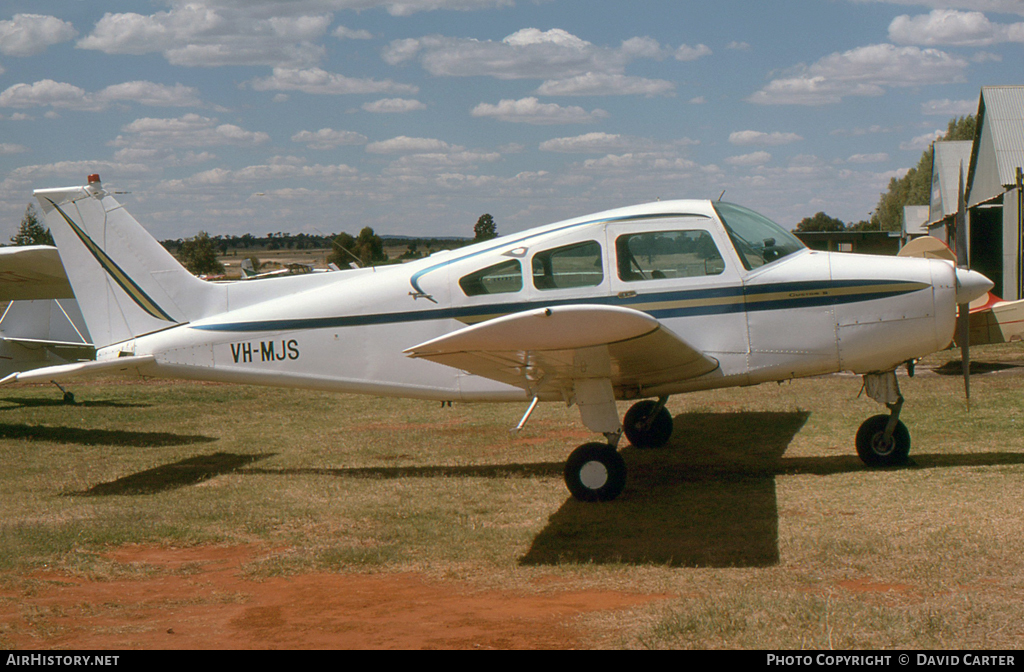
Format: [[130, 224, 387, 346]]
[[405, 305, 718, 396]]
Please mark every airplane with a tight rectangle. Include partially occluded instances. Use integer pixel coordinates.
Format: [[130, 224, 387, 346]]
[[898, 236, 1024, 346], [239, 257, 341, 280], [0, 245, 94, 400], [2, 174, 994, 502]]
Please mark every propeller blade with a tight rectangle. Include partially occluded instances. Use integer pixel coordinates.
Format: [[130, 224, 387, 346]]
[[955, 161, 970, 409], [958, 302, 970, 409]]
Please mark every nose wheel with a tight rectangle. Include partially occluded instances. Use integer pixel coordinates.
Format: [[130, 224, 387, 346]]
[[856, 372, 911, 467], [855, 414, 910, 467]]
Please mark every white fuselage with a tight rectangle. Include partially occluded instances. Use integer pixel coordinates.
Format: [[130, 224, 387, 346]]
[[103, 200, 960, 403]]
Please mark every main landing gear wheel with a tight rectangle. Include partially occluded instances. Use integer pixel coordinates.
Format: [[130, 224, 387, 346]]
[[623, 399, 673, 449], [564, 443, 627, 502], [855, 414, 911, 467]]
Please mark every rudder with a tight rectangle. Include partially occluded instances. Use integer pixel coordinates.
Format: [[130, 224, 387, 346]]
[[35, 175, 226, 348]]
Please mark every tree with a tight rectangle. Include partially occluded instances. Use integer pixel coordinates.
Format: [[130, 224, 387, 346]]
[[870, 115, 976, 231], [10, 204, 54, 246], [796, 212, 846, 232], [178, 231, 225, 276], [474, 213, 497, 241], [327, 228, 386, 267]]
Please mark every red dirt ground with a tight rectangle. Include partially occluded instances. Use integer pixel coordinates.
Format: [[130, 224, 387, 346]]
[[0, 545, 671, 650]]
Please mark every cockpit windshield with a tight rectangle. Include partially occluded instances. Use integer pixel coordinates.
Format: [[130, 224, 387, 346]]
[[713, 202, 805, 271]]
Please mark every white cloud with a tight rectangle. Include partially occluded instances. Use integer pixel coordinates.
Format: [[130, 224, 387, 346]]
[[99, 81, 204, 108], [0, 14, 77, 57], [889, 9, 1024, 46], [539, 133, 630, 153], [0, 143, 28, 154], [729, 130, 803, 146], [77, 7, 331, 67], [0, 79, 203, 111], [848, 152, 890, 163], [0, 80, 95, 111], [725, 151, 772, 166], [250, 67, 418, 95], [727, 41, 751, 50], [383, 150, 501, 175], [365, 136, 458, 154], [333, 25, 374, 40], [900, 129, 944, 151], [111, 114, 270, 149], [383, 27, 667, 80], [851, 1, 1024, 15], [471, 97, 609, 124], [921, 98, 977, 116], [535, 72, 675, 97], [361, 98, 427, 113], [748, 43, 969, 105], [539, 132, 698, 153], [675, 43, 712, 61], [291, 128, 369, 149]]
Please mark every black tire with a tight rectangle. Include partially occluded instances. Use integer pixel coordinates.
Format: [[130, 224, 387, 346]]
[[855, 414, 911, 467], [62, 391, 75, 405], [623, 400, 673, 448], [564, 443, 627, 502]]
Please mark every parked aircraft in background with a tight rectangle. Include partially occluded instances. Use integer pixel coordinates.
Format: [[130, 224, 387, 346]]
[[240, 258, 340, 280], [4, 175, 993, 501], [898, 236, 1024, 346], [0, 245, 93, 400]]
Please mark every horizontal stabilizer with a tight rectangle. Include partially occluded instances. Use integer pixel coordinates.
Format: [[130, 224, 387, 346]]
[[0, 354, 155, 386], [405, 305, 718, 396]]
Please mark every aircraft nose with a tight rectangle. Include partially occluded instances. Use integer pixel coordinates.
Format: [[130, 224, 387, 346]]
[[955, 268, 994, 305]]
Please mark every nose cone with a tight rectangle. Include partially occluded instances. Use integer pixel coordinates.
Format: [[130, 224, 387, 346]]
[[955, 268, 994, 305]]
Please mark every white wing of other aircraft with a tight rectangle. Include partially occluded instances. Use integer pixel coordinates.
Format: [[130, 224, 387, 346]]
[[7, 174, 994, 502], [0, 245, 94, 389]]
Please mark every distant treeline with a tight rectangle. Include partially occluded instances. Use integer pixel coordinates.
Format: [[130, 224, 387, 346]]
[[159, 231, 472, 257]]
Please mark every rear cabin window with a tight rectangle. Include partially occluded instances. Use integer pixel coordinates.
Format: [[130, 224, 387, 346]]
[[616, 230, 725, 281], [532, 241, 604, 290], [459, 259, 523, 296]]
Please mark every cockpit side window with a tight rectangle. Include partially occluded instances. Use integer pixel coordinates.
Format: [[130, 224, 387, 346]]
[[459, 259, 523, 297], [616, 230, 725, 282], [713, 202, 805, 271], [532, 241, 604, 290]]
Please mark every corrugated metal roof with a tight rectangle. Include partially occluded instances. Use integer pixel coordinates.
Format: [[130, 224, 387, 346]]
[[930, 141, 972, 222], [968, 86, 1024, 205], [983, 86, 1024, 187]]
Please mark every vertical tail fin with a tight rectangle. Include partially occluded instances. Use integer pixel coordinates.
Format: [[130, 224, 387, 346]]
[[35, 175, 225, 348]]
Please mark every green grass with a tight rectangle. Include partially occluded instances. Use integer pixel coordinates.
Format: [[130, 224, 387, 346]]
[[1, 342, 1023, 648]]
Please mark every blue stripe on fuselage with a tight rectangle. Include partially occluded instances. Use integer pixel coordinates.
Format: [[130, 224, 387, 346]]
[[189, 279, 928, 334]]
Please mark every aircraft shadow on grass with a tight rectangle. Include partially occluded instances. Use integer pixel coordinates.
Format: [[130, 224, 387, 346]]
[[0, 422, 216, 449], [520, 411, 1024, 568], [70, 452, 272, 497], [0, 397, 150, 410], [72, 411, 1024, 566]]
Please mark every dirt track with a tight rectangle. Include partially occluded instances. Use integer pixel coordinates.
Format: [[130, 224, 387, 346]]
[[0, 545, 671, 650]]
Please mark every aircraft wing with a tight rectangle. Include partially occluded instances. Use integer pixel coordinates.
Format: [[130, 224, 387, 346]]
[[0, 245, 74, 301], [0, 336, 95, 362], [404, 305, 719, 397], [969, 298, 1024, 345]]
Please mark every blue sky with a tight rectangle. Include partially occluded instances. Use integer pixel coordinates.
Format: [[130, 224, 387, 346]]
[[0, 0, 1021, 241]]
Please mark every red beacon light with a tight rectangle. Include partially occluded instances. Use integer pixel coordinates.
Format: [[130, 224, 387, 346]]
[[87, 174, 101, 184]]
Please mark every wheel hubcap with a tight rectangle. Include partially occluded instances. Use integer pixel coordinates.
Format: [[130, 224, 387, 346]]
[[870, 432, 896, 456], [579, 460, 609, 490]]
